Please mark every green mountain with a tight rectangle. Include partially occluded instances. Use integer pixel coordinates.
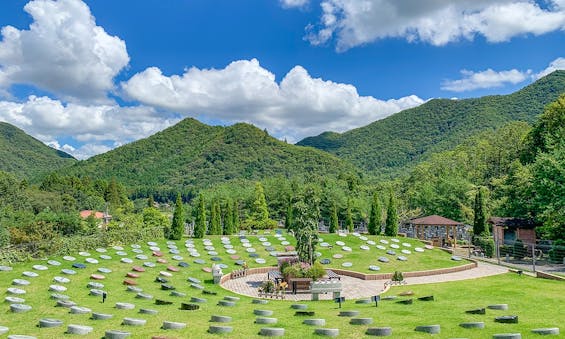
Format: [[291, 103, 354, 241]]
[[64, 118, 359, 195], [298, 70, 565, 176], [0, 122, 75, 180]]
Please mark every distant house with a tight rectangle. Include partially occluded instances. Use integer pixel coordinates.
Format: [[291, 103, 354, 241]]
[[80, 210, 112, 226], [403, 215, 465, 247], [488, 217, 537, 245]]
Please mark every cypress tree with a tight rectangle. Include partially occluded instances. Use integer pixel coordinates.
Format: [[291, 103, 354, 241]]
[[224, 200, 234, 235], [169, 193, 184, 240], [368, 192, 382, 235], [473, 186, 489, 236], [384, 191, 399, 236], [285, 197, 293, 231], [232, 199, 240, 233], [252, 182, 269, 222], [329, 201, 338, 233], [194, 194, 206, 238], [346, 199, 354, 233], [209, 199, 221, 235]]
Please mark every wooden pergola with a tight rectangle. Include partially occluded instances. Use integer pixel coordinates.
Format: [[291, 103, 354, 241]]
[[405, 215, 464, 247]]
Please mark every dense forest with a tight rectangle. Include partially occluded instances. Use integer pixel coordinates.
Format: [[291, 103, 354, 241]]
[[298, 70, 565, 178], [0, 73, 563, 263]]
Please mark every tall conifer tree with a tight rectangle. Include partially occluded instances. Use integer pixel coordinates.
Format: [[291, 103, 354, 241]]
[[473, 186, 489, 236], [194, 194, 206, 238], [169, 193, 184, 240], [384, 191, 398, 236], [329, 201, 338, 233], [368, 192, 382, 235]]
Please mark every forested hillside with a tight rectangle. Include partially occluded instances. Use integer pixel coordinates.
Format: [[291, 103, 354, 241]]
[[298, 70, 565, 177], [0, 122, 75, 180], [62, 118, 360, 200]]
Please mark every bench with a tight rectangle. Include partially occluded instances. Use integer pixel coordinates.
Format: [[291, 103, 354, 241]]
[[310, 281, 342, 301], [288, 278, 312, 294], [230, 269, 247, 279]]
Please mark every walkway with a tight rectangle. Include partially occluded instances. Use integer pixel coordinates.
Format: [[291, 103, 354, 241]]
[[221, 262, 508, 301]]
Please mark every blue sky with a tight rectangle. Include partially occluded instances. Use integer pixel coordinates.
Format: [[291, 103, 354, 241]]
[[0, 0, 563, 159]]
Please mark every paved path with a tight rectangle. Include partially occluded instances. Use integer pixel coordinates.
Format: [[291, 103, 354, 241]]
[[221, 262, 508, 301]]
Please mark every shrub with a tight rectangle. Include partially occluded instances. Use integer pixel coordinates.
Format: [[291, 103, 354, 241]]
[[548, 240, 565, 264], [513, 239, 526, 259], [260, 280, 275, 293], [392, 271, 404, 281], [475, 236, 495, 258], [306, 261, 326, 281]]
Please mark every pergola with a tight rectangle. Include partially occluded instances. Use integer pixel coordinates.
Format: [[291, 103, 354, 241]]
[[405, 215, 464, 247]]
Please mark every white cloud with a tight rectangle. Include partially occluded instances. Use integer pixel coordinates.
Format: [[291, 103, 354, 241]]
[[0, 96, 178, 159], [280, 0, 309, 8], [122, 58, 425, 141], [0, 0, 129, 102], [305, 0, 565, 50], [441, 68, 531, 92], [536, 57, 565, 78]]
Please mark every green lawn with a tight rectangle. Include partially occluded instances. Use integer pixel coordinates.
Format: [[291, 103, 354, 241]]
[[0, 232, 562, 338]]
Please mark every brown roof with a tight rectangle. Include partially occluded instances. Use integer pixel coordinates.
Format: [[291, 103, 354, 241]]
[[80, 210, 110, 219], [488, 217, 537, 229], [408, 215, 463, 226]]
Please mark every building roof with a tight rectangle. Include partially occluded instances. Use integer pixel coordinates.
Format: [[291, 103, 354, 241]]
[[487, 217, 537, 229], [79, 210, 109, 219], [408, 215, 463, 226]]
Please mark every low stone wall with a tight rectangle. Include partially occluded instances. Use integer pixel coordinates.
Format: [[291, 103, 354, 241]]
[[220, 266, 278, 284], [220, 262, 477, 284], [536, 271, 565, 281], [327, 261, 477, 281]]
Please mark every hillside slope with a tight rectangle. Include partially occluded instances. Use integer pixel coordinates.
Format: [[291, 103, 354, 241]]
[[64, 118, 359, 194], [298, 70, 565, 176], [0, 122, 75, 180]]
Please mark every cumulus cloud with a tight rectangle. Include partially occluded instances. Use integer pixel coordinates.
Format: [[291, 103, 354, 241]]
[[0, 96, 178, 159], [280, 0, 310, 8], [122, 58, 425, 141], [304, 0, 565, 50], [0, 0, 129, 102], [441, 68, 531, 92], [536, 57, 565, 78]]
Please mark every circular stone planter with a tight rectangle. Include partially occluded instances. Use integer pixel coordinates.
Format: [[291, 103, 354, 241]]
[[254, 309, 274, 316], [259, 328, 285, 336], [136, 293, 153, 300], [218, 300, 236, 307], [488, 304, 509, 310], [61, 269, 76, 275], [49, 284, 67, 292], [0, 327, 7, 335], [22, 271, 38, 278], [90, 289, 105, 296], [190, 297, 207, 303], [493, 334, 522, 339], [88, 282, 105, 289], [495, 316, 518, 324], [162, 321, 187, 330], [255, 317, 278, 324], [115, 302, 135, 310], [53, 276, 70, 284], [10, 304, 32, 313], [210, 315, 232, 323], [38, 318, 63, 328], [139, 308, 158, 315], [291, 304, 307, 310], [460, 322, 485, 329], [91, 312, 114, 320], [170, 291, 186, 297], [224, 296, 240, 301], [314, 328, 339, 337], [5, 296, 25, 304], [303, 319, 325, 326], [338, 310, 359, 317], [180, 303, 199, 310], [366, 327, 393, 336], [126, 286, 141, 293], [7, 287, 26, 295], [67, 324, 93, 335], [350, 318, 374, 325], [33, 265, 48, 271], [104, 330, 131, 339], [122, 318, 146, 326], [12, 279, 30, 286], [70, 306, 92, 314], [252, 299, 269, 304], [56, 300, 77, 308], [531, 328, 560, 335], [415, 325, 440, 334], [209, 326, 233, 334]]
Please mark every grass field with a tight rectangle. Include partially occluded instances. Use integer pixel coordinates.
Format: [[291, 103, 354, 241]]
[[1, 232, 563, 338]]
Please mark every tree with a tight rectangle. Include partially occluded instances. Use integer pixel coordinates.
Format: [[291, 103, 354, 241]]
[[345, 198, 353, 232], [329, 201, 338, 234], [368, 192, 382, 235], [169, 193, 184, 240], [147, 195, 155, 208], [223, 200, 234, 235], [473, 186, 489, 237], [143, 207, 169, 237], [232, 199, 240, 233], [285, 197, 293, 231], [209, 199, 222, 235], [293, 196, 319, 264], [252, 182, 269, 222], [193, 194, 206, 238], [385, 191, 399, 236]]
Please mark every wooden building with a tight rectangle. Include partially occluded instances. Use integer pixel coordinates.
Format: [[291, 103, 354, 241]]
[[488, 217, 537, 245]]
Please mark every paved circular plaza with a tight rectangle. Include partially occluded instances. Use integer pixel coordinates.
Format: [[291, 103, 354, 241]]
[[221, 261, 508, 301]]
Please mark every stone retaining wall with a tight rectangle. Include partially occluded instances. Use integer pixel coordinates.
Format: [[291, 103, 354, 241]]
[[220, 262, 477, 284], [536, 271, 565, 281]]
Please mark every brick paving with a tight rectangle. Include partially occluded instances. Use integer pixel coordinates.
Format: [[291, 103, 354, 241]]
[[221, 262, 508, 301]]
